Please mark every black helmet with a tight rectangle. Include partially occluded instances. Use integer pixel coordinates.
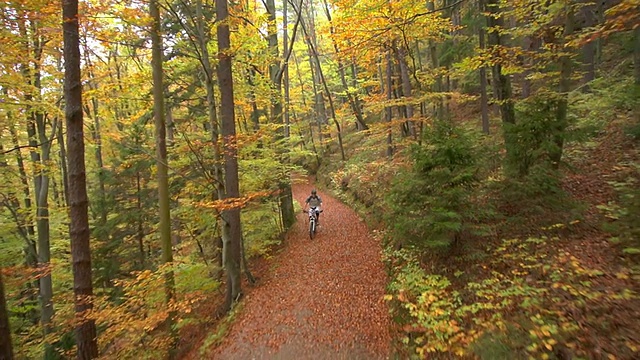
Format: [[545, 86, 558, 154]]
[[311, 189, 317, 195]]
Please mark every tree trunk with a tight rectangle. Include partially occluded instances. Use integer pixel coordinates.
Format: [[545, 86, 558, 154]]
[[7, 122, 39, 326], [521, 33, 541, 99], [280, 0, 296, 230], [582, 41, 596, 87], [18, 14, 55, 341], [35, 116, 54, 343], [305, 0, 328, 128], [136, 173, 145, 268], [581, 0, 605, 88], [396, 44, 416, 138], [57, 122, 69, 206], [427, 0, 444, 119], [216, 0, 243, 310], [550, 0, 575, 169], [479, 0, 490, 134], [386, 49, 394, 158], [246, 69, 261, 132], [486, 0, 518, 174], [307, 55, 326, 145], [292, 49, 320, 162], [82, 39, 106, 224], [63, 0, 99, 355], [8, 124, 38, 265], [194, 0, 226, 279], [265, 0, 297, 230], [284, 0, 291, 138], [166, 105, 175, 145], [292, 50, 309, 109], [634, 26, 640, 123], [150, 0, 176, 349], [0, 270, 13, 360]]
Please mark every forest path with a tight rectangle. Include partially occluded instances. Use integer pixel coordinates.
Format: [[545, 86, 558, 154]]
[[200, 181, 391, 359]]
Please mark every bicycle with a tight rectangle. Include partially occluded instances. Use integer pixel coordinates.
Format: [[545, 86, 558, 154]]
[[305, 207, 322, 239]]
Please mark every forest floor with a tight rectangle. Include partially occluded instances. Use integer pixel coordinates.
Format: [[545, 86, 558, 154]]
[[183, 180, 392, 359]]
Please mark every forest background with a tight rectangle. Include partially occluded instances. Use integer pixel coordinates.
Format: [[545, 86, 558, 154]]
[[0, 0, 639, 359]]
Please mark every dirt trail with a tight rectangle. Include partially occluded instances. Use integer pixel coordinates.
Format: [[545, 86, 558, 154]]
[[201, 182, 391, 359]]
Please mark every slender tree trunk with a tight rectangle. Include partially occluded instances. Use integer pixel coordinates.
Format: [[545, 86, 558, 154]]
[[386, 49, 394, 158], [292, 49, 318, 159], [9, 124, 38, 264], [486, 0, 518, 174], [246, 70, 261, 132], [18, 15, 55, 341], [284, 0, 291, 138], [582, 41, 596, 87], [166, 105, 175, 145], [478, 0, 490, 134], [427, 0, 444, 119], [292, 50, 309, 109], [136, 173, 145, 268], [634, 26, 640, 123], [82, 40, 107, 225], [265, 0, 296, 230], [550, 0, 575, 169], [449, 0, 460, 91], [150, 0, 176, 348], [305, 0, 328, 127], [35, 117, 55, 345], [581, 0, 604, 87], [391, 44, 408, 134], [7, 123, 39, 326], [194, 0, 226, 279], [280, 0, 296, 230], [316, 56, 346, 161], [521, 33, 541, 99], [28, 31, 55, 336], [63, 0, 99, 356], [216, 0, 243, 310], [308, 57, 325, 144], [266, 0, 280, 123], [57, 122, 69, 206], [396, 45, 416, 138], [0, 270, 13, 360]]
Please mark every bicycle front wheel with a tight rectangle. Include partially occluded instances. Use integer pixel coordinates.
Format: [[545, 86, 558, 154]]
[[309, 219, 315, 239]]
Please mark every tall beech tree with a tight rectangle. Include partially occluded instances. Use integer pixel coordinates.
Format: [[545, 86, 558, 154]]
[[216, 0, 243, 310], [63, 0, 98, 356], [150, 0, 176, 309]]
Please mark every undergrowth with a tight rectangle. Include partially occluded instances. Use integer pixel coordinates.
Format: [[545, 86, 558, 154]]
[[383, 227, 638, 359]]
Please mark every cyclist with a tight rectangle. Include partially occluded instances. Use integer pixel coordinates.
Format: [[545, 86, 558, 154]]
[[305, 189, 323, 225]]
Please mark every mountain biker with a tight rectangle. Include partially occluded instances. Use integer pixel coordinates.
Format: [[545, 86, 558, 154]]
[[305, 189, 323, 225]]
